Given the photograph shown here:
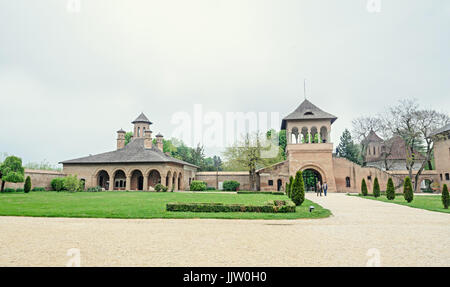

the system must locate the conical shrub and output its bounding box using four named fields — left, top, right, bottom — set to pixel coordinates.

left=361, top=178, right=368, bottom=196
left=291, top=171, right=305, bottom=206
left=403, top=176, right=414, bottom=203
left=373, top=177, right=380, bottom=198
left=386, top=178, right=395, bottom=200
left=442, top=184, right=449, bottom=209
